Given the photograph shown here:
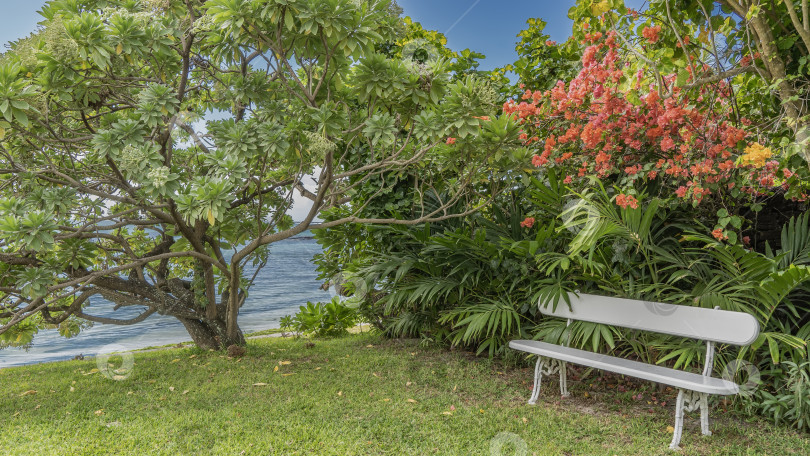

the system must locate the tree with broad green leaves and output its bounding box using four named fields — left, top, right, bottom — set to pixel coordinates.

left=0, top=0, right=524, bottom=350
